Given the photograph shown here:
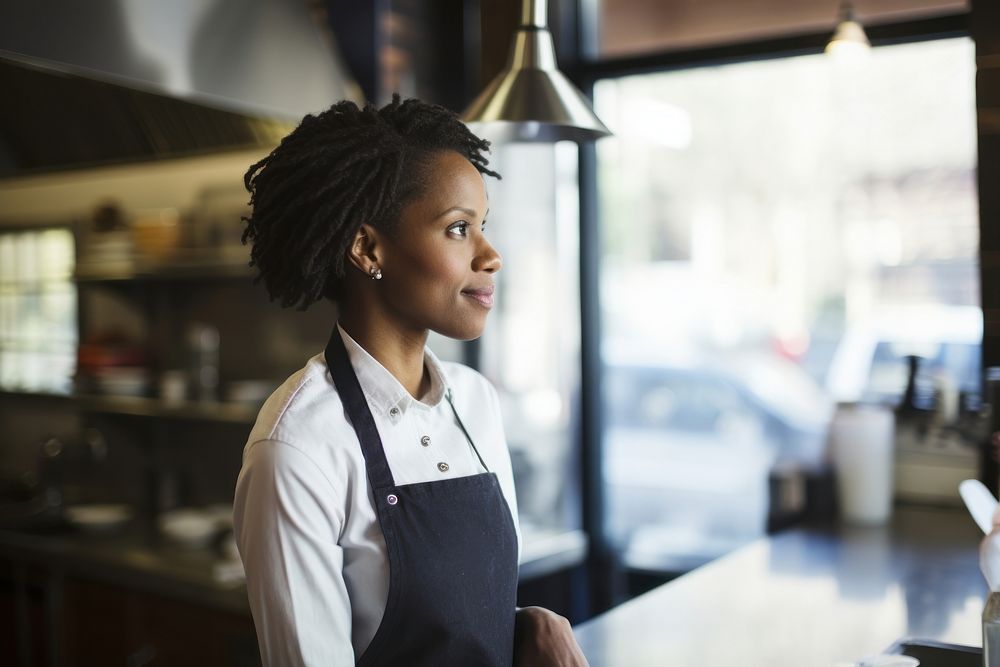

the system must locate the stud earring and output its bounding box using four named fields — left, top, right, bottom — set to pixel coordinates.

left=369, top=266, right=383, bottom=281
